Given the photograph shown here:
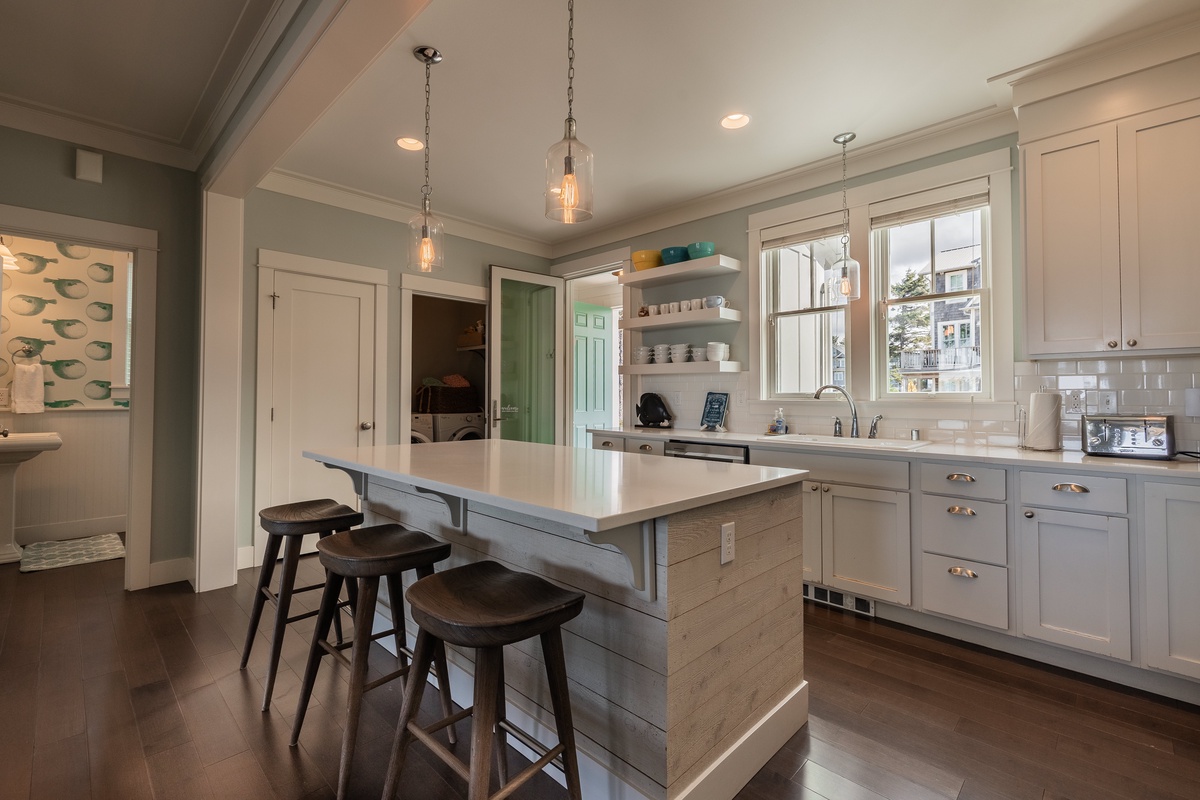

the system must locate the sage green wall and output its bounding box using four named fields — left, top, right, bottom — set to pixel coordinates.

left=0, top=125, right=200, bottom=563
left=239, top=188, right=550, bottom=546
